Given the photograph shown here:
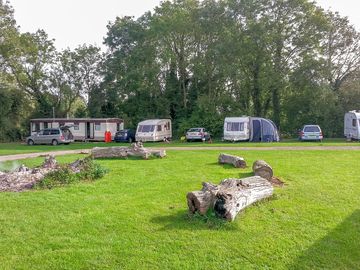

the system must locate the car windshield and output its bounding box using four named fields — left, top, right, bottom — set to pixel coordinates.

left=188, top=128, right=202, bottom=132
left=138, top=125, right=155, bottom=132
left=117, top=131, right=127, bottom=135
left=304, top=126, right=320, bottom=132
